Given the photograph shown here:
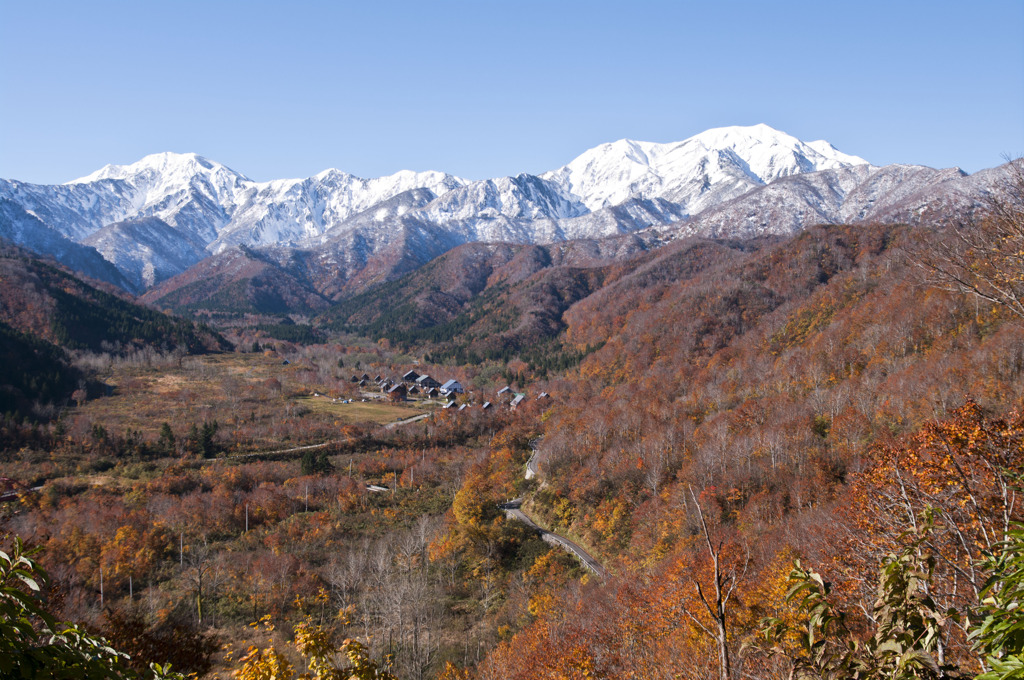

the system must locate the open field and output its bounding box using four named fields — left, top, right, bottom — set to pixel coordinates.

left=294, top=395, right=427, bottom=424
left=63, top=351, right=436, bottom=452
